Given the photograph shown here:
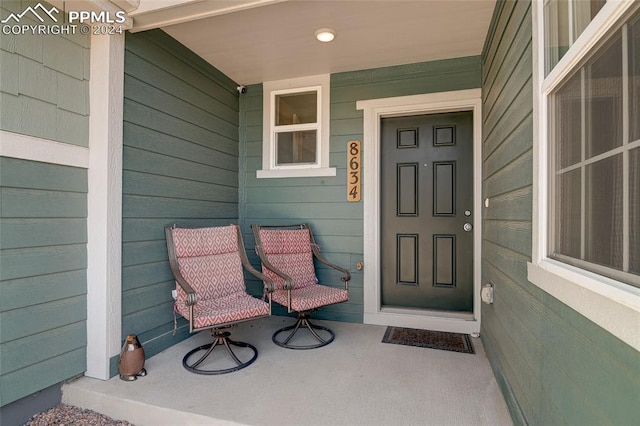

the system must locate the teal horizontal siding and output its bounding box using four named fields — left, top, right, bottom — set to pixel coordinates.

left=0, top=348, right=85, bottom=409
left=0, top=322, right=85, bottom=375
left=1, top=188, right=87, bottom=218
left=121, top=29, right=240, bottom=368
left=0, top=218, right=86, bottom=249
left=0, top=157, right=87, bottom=406
left=0, top=270, right=85, bottom=312
left=0, top=244, right=86, bottom=282
left=240, top=56, right=481, bottom=323
left=480, top=1, right=640, bottom=425
left=123, top=100, right=237, bottom=153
